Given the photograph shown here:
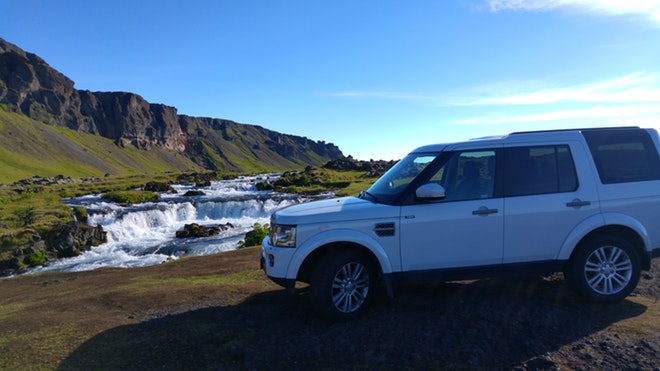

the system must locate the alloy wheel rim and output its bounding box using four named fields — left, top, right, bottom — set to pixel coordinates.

left=331, top=262, right=370, bottom=313
left=584, top=245, right=633, bottom=295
